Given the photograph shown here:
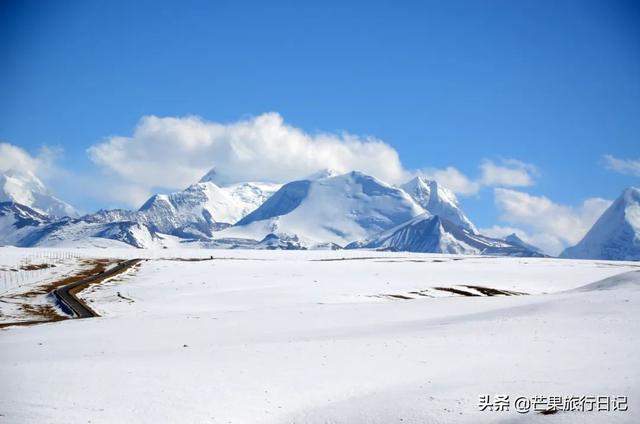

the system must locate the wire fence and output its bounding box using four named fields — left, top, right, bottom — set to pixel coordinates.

left=0, top=250, right=86, bottom=294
